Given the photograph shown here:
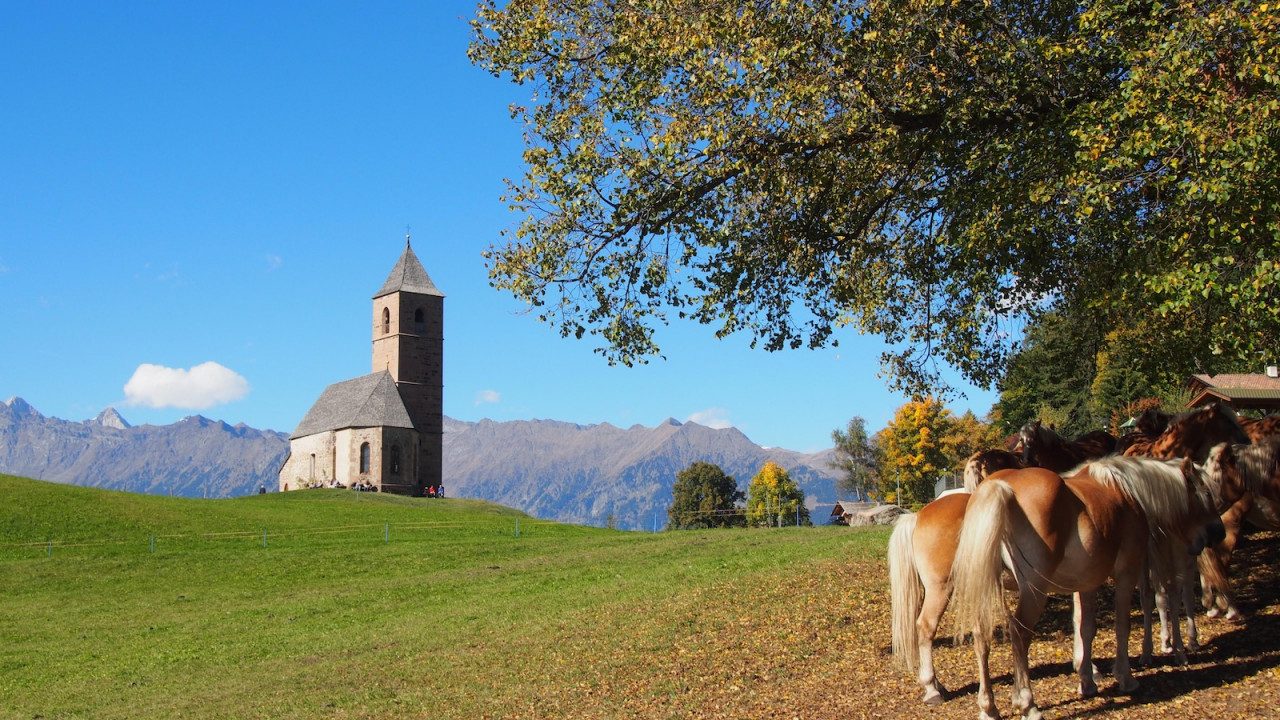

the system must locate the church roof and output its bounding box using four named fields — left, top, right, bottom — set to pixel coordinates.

left=289, top=371, right=416, bottom=439
left=373, top=241, right=444, bottom=299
